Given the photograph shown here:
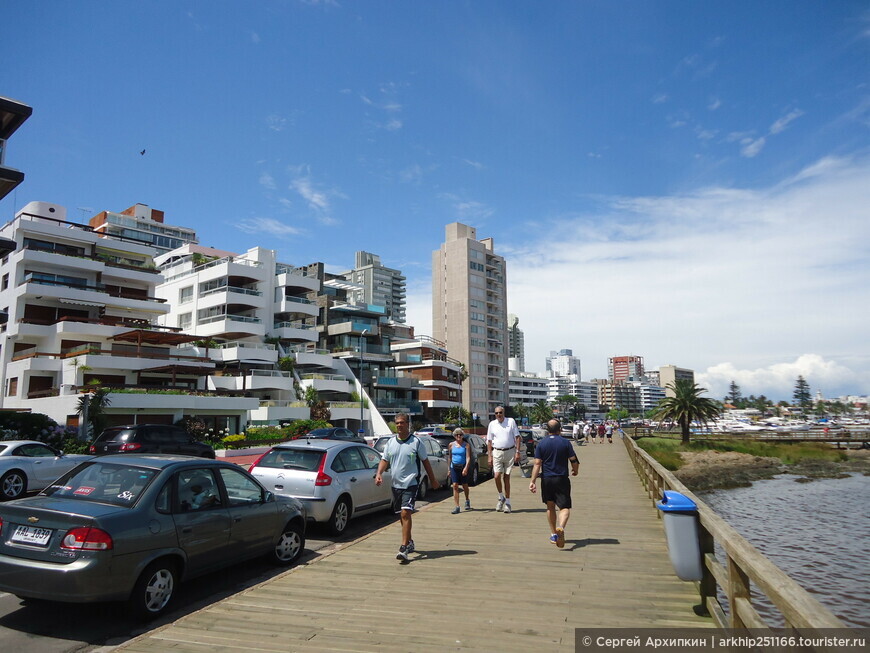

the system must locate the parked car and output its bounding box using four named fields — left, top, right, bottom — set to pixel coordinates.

left=519, top=428, right=540, bottom=458
left=302, top=427, right=366, bottom=444
left=0, top=441, right=93, bottom=501
left=89, top=424, right=215, bottom=458
left=0, top=455, right=305, bottom=619
left=413, top=426, right=451, bottom=438
left=370, top=435, right=449, bottom=498
left=250, top=439, right=391, bottom=536
left=428, top=432, right=491, bottom=486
